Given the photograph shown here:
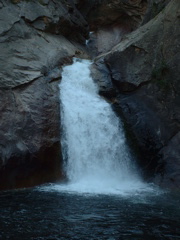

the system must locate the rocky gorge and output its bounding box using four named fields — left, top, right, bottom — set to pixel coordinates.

left=0, top=0, right=179, bottom=190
